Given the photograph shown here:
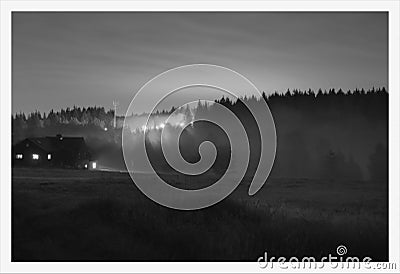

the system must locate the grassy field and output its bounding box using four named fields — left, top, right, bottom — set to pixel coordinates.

left=12, top=168, right=388, bottom=261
